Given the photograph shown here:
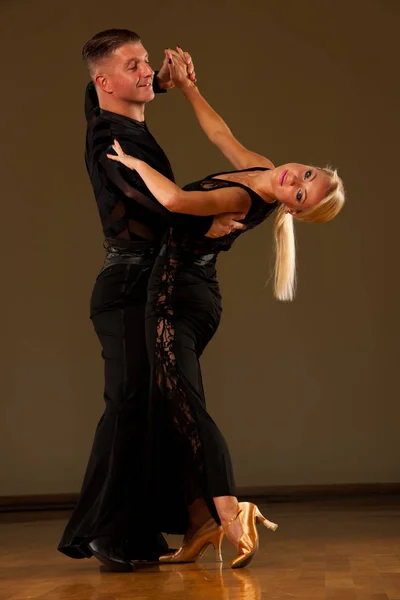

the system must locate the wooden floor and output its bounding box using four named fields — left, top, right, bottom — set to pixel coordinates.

left=1, top=498, right=400, bottom=600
